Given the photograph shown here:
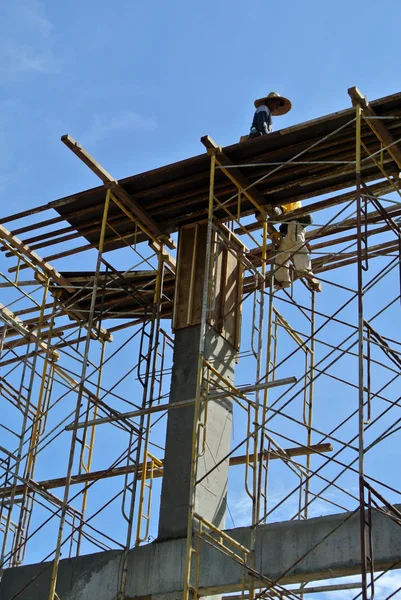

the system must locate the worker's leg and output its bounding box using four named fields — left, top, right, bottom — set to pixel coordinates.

left=273, top=237, right=291, bottom=287
left=293, top=244, right=312, bottom=274
left=274, top=222, right=321, bottom=292
left=290, top=223, right=313, bottom=274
